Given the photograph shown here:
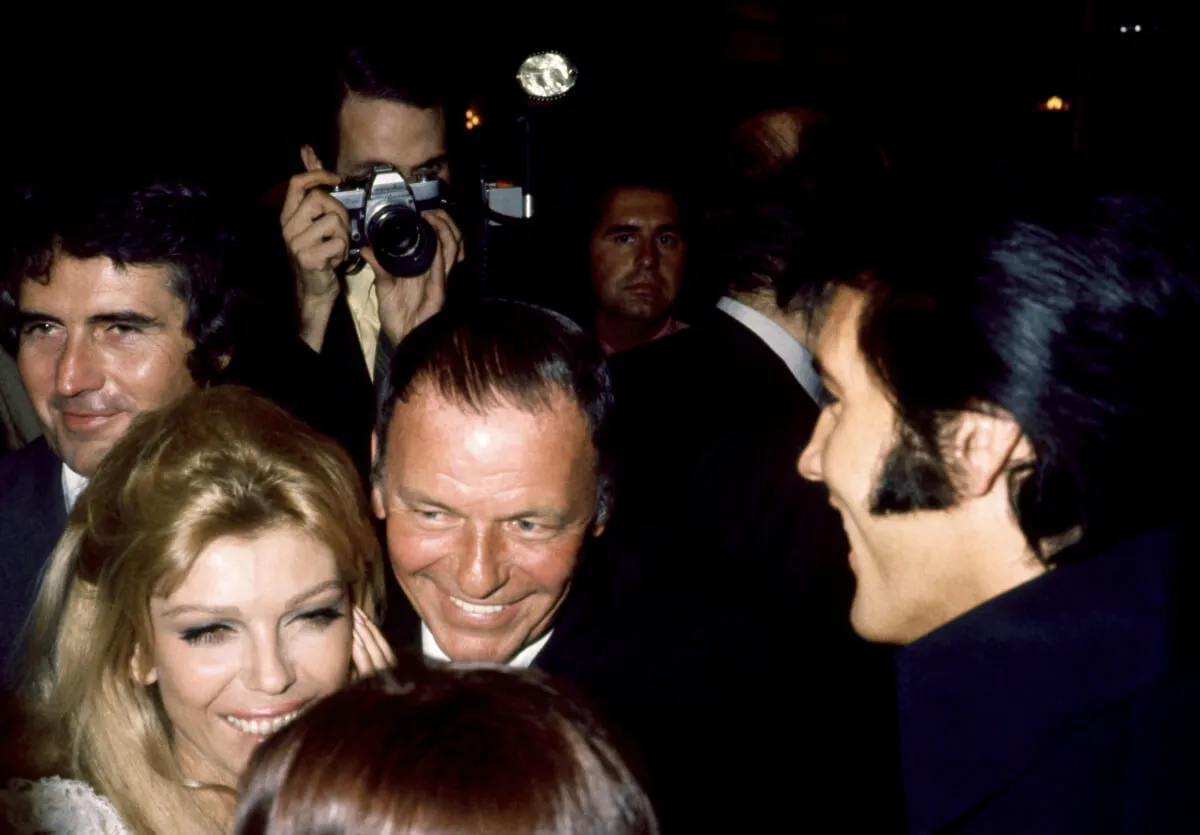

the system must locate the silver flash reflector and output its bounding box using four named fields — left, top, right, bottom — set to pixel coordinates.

left=516, top=51, right=578, bottom=100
